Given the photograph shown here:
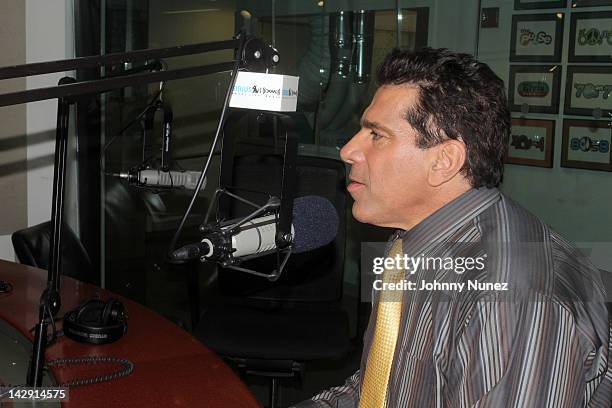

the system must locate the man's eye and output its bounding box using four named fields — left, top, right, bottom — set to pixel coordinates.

left=370, top=131, right=382, bottom=140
